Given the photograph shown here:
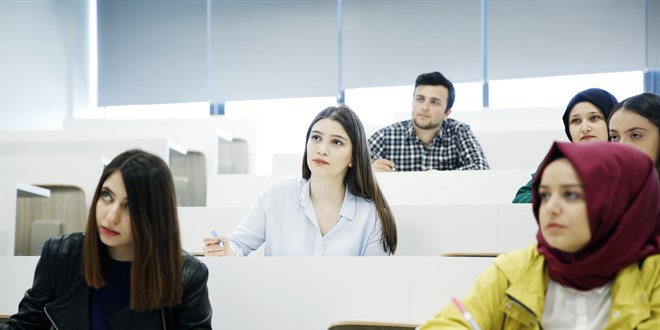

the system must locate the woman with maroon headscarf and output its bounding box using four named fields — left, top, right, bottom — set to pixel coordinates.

left=421, top=141, right=660, bottom=329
